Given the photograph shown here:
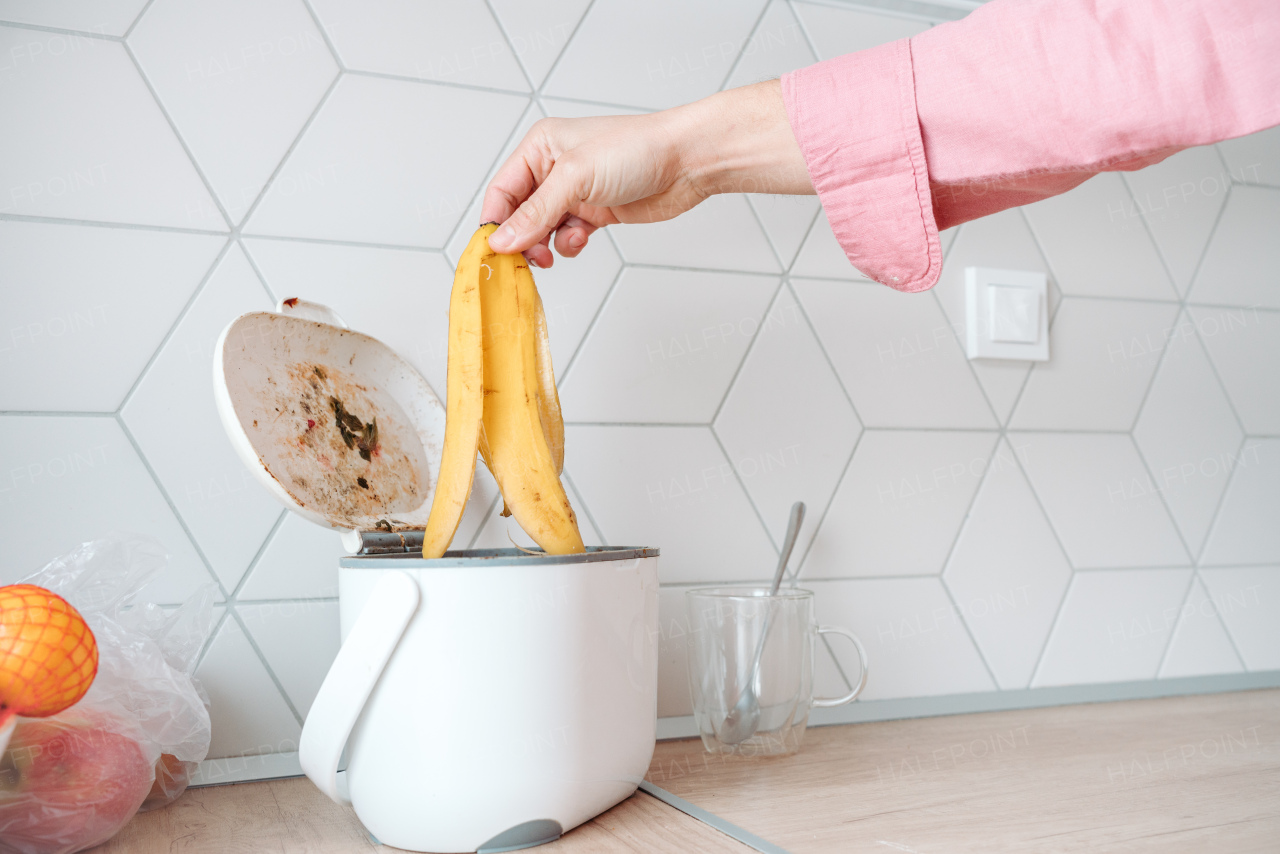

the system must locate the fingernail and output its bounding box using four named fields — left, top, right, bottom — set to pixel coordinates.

left=568, top=233, right=585, bottom=250
left=527, top=256, right=540, bottom=268
left=492, top=224, right=513, bottom=248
